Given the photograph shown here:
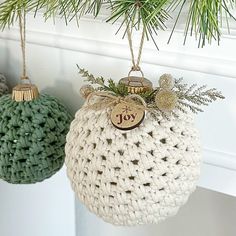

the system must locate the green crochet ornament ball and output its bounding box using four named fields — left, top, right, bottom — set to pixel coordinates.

left=0, top=93, right=72, bottom=184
